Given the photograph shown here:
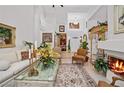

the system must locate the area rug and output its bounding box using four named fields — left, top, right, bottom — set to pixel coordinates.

left=55, top=64, right=97, bottom=87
